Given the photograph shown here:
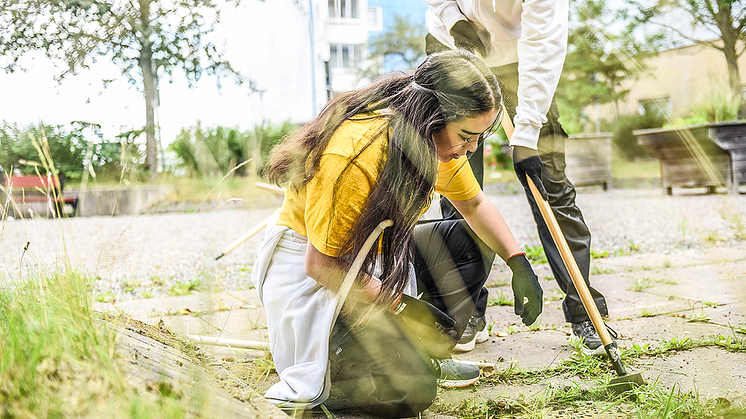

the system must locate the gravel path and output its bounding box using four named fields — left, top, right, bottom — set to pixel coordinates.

left=1, top=186, right=744, bottom=301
